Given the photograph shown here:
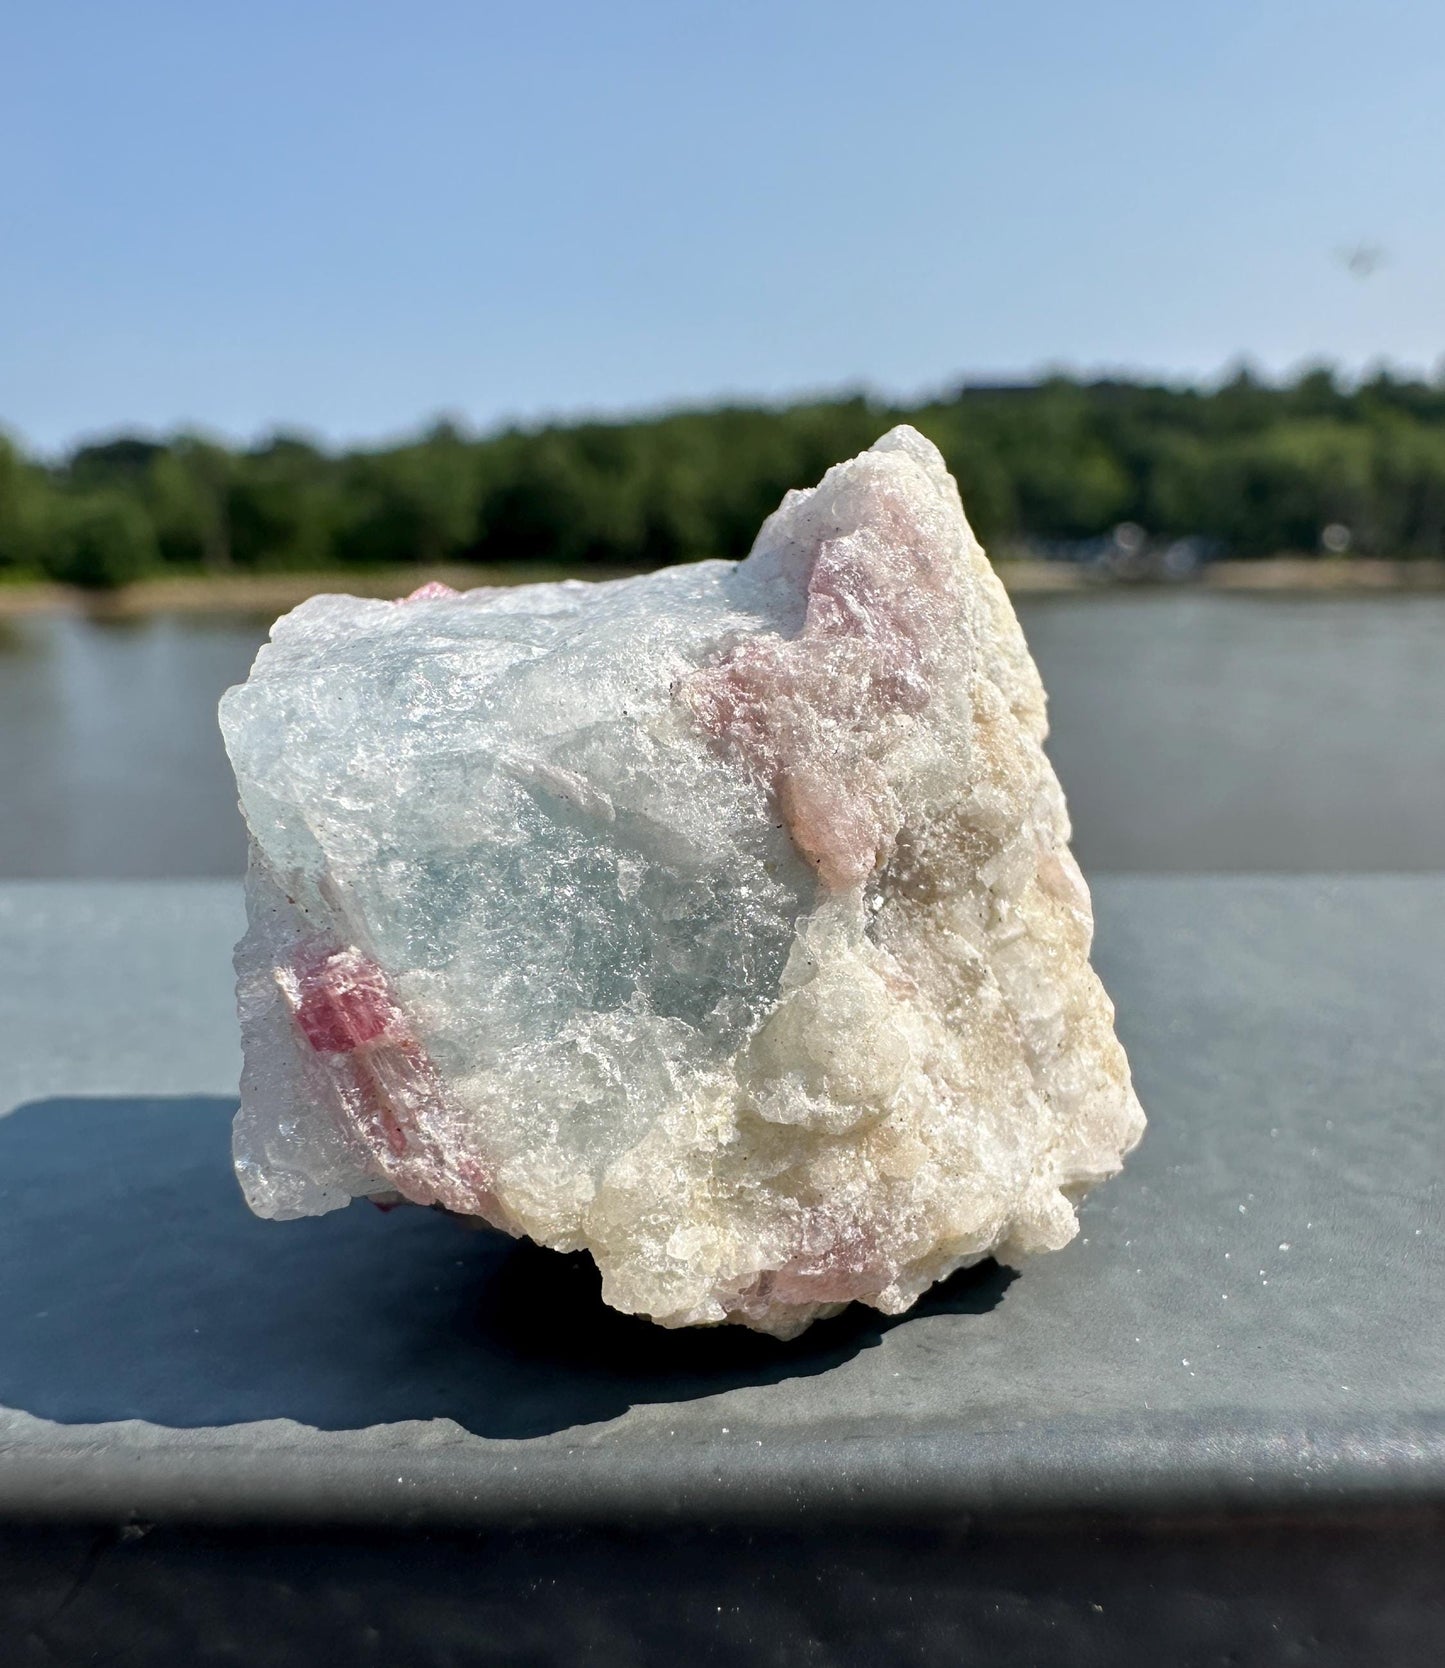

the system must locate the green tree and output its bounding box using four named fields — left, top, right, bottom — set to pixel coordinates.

left=228, top=435, right=344, bottom=569
left=149, top=436, right=236, bottom=571
left=337, top=422, right=483, bottom=567
left=41, top=494, right=159, bottom=589
left=8, top=363, right=1445, bottom=582
left=0, top=435, right=52, bottom=576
